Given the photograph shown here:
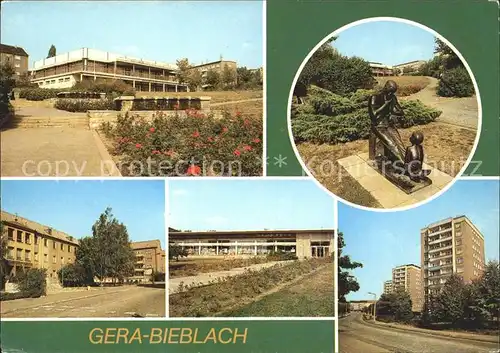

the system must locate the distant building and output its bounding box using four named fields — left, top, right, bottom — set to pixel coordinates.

left=391, top=264, right=423, bottom=312
left=130, top=240, right=166, bottom=283
left=421, top=216, right=485, bottom=304
left=191, top=59, right=237, bottom=88
left=349, top=300, right=372, bottom=311
left=0, top=43, right=29, bottom=78
left=393, top=60, right=426, bottom=75
left=383, top=280, right=393, bottom=295
left=169, top=229, right=334, bottom=259
left=369, top=62, right=393, bottom=77
left=1, top=210, right=79, bottom=283
left=30, top=48, right=188, bottom=92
